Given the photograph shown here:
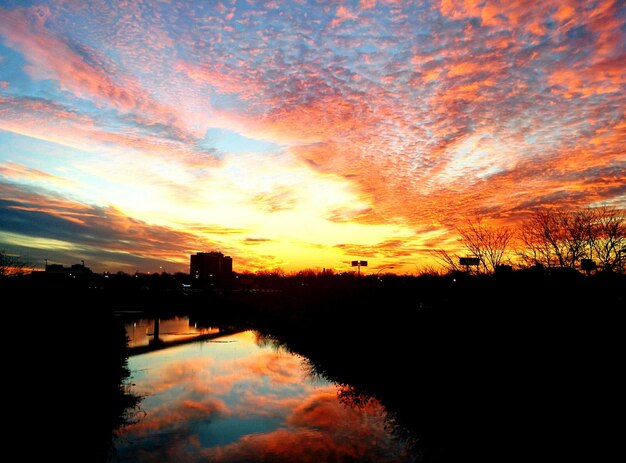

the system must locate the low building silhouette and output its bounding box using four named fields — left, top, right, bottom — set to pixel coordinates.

left=45, top=261, right=92, bottom=277
left=190, top=252, right=232, bottom=280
